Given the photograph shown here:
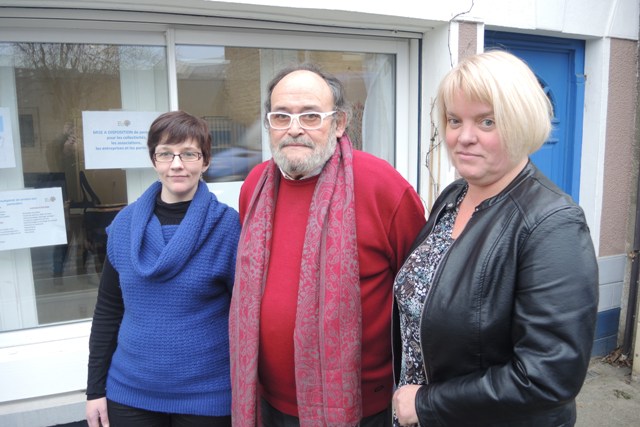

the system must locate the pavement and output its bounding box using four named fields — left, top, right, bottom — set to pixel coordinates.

left=575, top=351, right=640, bottom=426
